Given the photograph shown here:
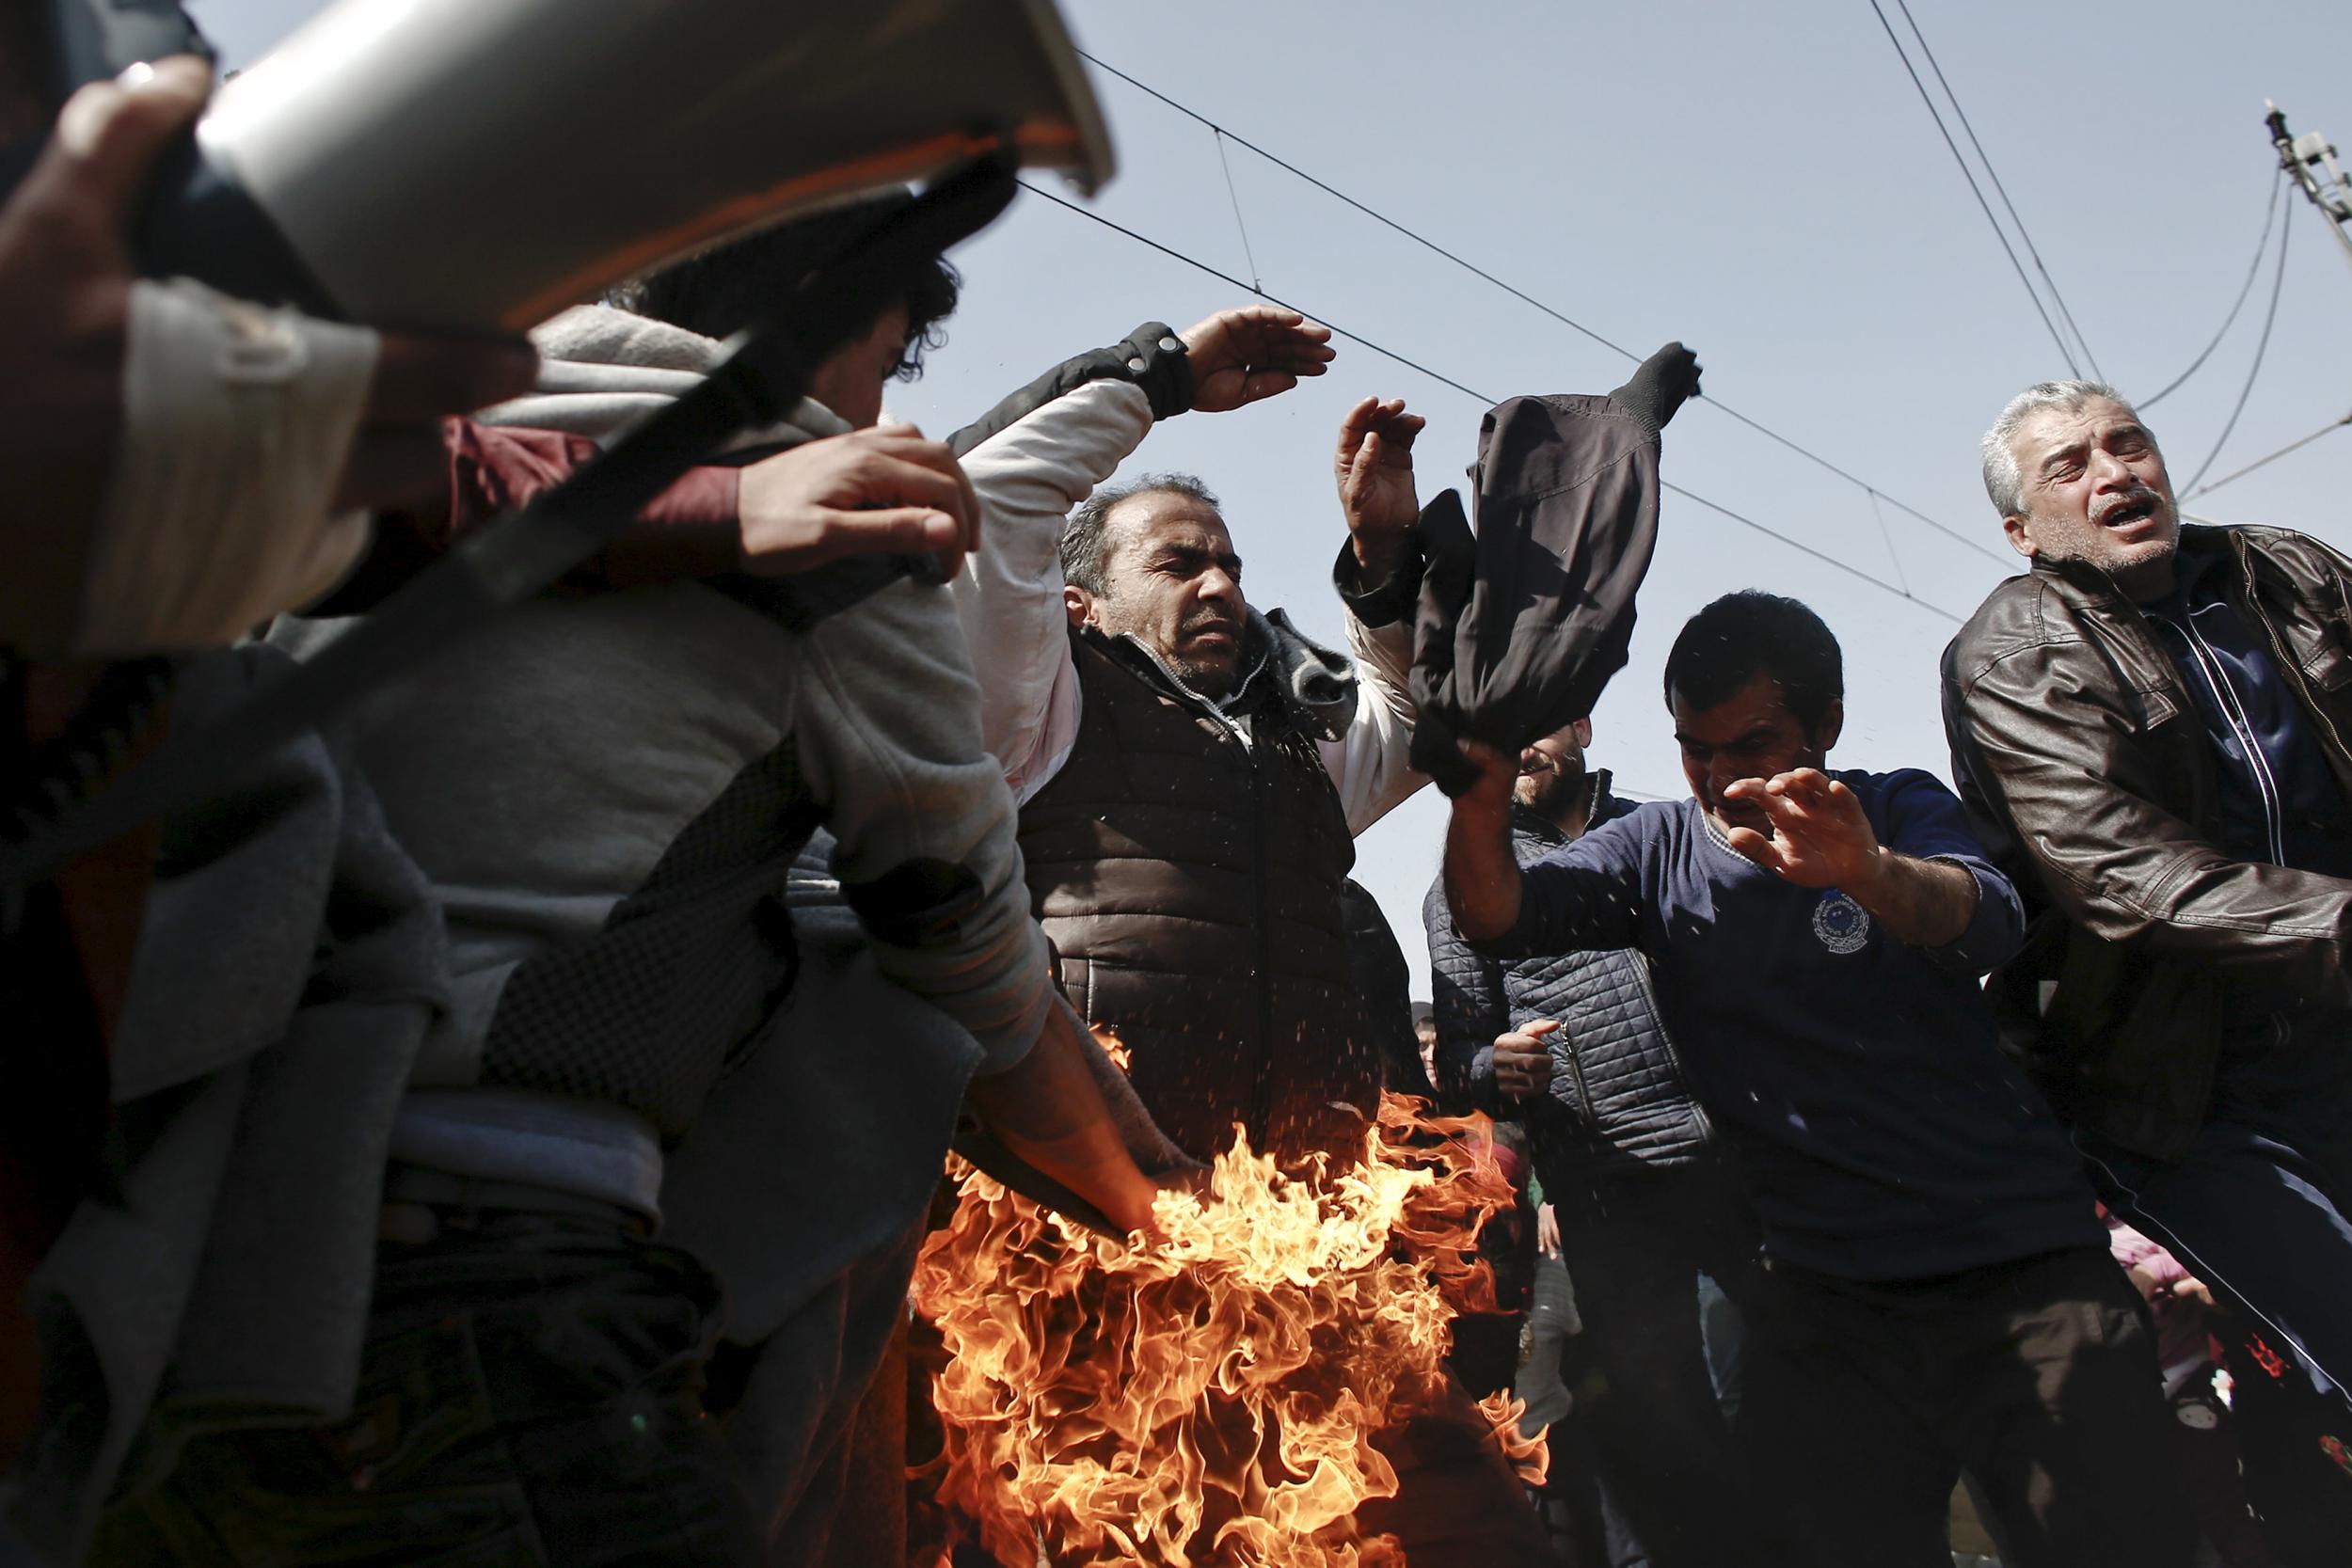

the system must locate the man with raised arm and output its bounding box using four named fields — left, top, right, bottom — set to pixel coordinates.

left=946, top=309, right=1581, bottom=1564
left=1444, top=590, right=2189, bottom=1568
left=946, top=306, right=1431, bottom=1161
